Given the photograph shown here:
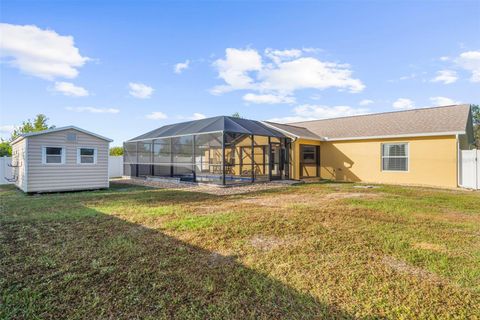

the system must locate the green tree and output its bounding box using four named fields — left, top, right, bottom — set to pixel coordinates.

left=231, top=112, right=241, bottom=118
left=10, top=114, right=55, bottom=142
left=472, top=104, right=479, bottom=148
left=1, top=114, right=55, bottom=156
left=109, top=146, right=124, bottom=156
left=0, top=139, right=11, bottom=157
